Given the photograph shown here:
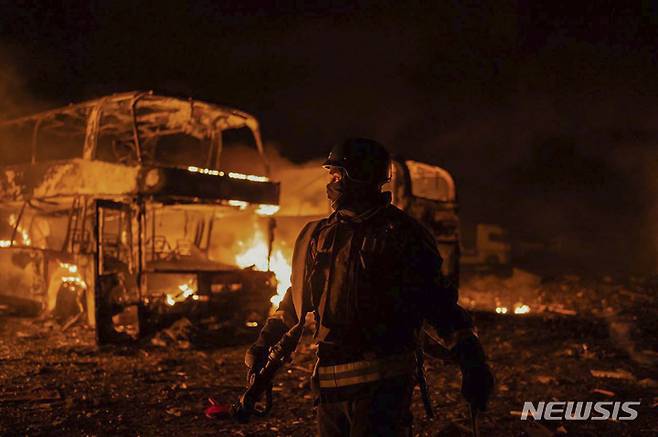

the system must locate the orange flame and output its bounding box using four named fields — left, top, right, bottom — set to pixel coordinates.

left=165, top=280, right=198, bottom=306
left=1, top=214, right=31, bottom=247
left=234, top=228, right=291, bottom=308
